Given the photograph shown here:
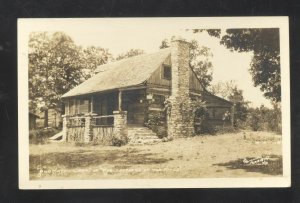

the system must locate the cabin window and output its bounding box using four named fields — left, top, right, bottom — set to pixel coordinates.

left=163, top=65, right=171, bottom=80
